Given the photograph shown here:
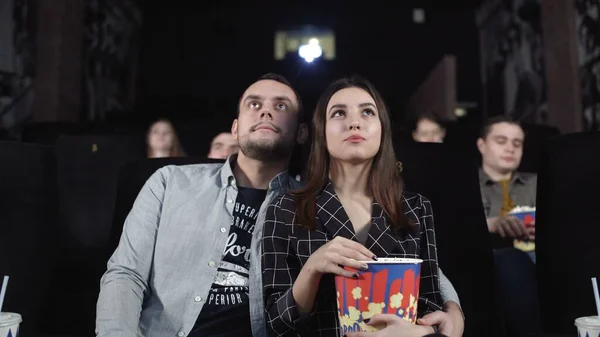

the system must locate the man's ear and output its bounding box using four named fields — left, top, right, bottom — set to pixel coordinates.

left=296, top=123, right=309, bottom=144
left=231, top=119, right=239, bottom=140
left=476, top=137, right=485, bottom=155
